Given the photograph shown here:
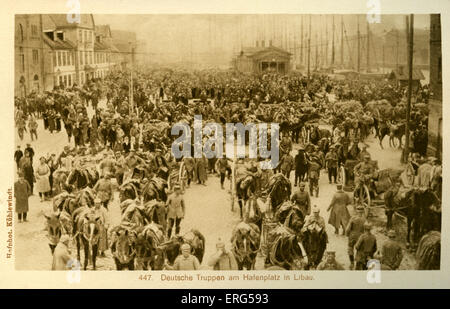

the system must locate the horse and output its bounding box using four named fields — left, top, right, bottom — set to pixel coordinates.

left=120, top=199, right=147, bottom=228
left=45, top=213, right=63, bottom=254
left=158, top=229, right=206, bottom=266
left=264, top=173, right=292, bottom=214
left=415, top=231, right=441, bottom=270
left=385, top=187, right=440, bottom=249
left=141, top=177, right=168, bottom=203
left=236, top=175, right=257, bottom=220
left=274, top=202, right=304, bottom=235
left=386, top=122, right=406, bottom=148
left=134, top=223, right=166, bottom=270
left=67, top=167, right=99, bottom=191
left=301, top=223, right=327, bottom=270
left=110, top=226, right=136, bottom=270
left=119, top=179, right=141, bottom=203
left=231, top=222, right=261, bottom=270
left=317, top=137, right=331, bottom=157
left=377, top=120, right=391, bottom=149
left=73, top=208, right=104, bottom=270
left=266, top=225, right=304, bottom=270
